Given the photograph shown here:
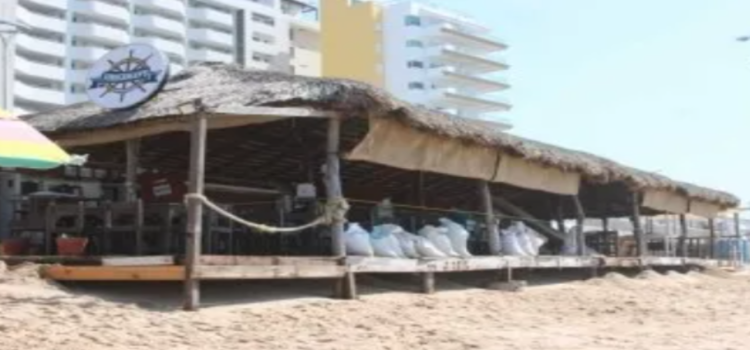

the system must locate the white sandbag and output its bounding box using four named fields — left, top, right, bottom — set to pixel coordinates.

left=526, top=228, right=548, bottom=256
left=501, top=226, right=528, bottom=256
left=393, top=230, right=421, bottom=259
left=371, top=225, right=404, bottom=258
left=513, top=222, right=537, bottom=257
left=438, top=218, right=472, bottom=258
left=379, top=224, right=420, bottom=259
left=419, top=225, right=459, bottom=257
left=414, top=236, right=448, bottom=258
left=345, top=223, right=374, bottom=257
